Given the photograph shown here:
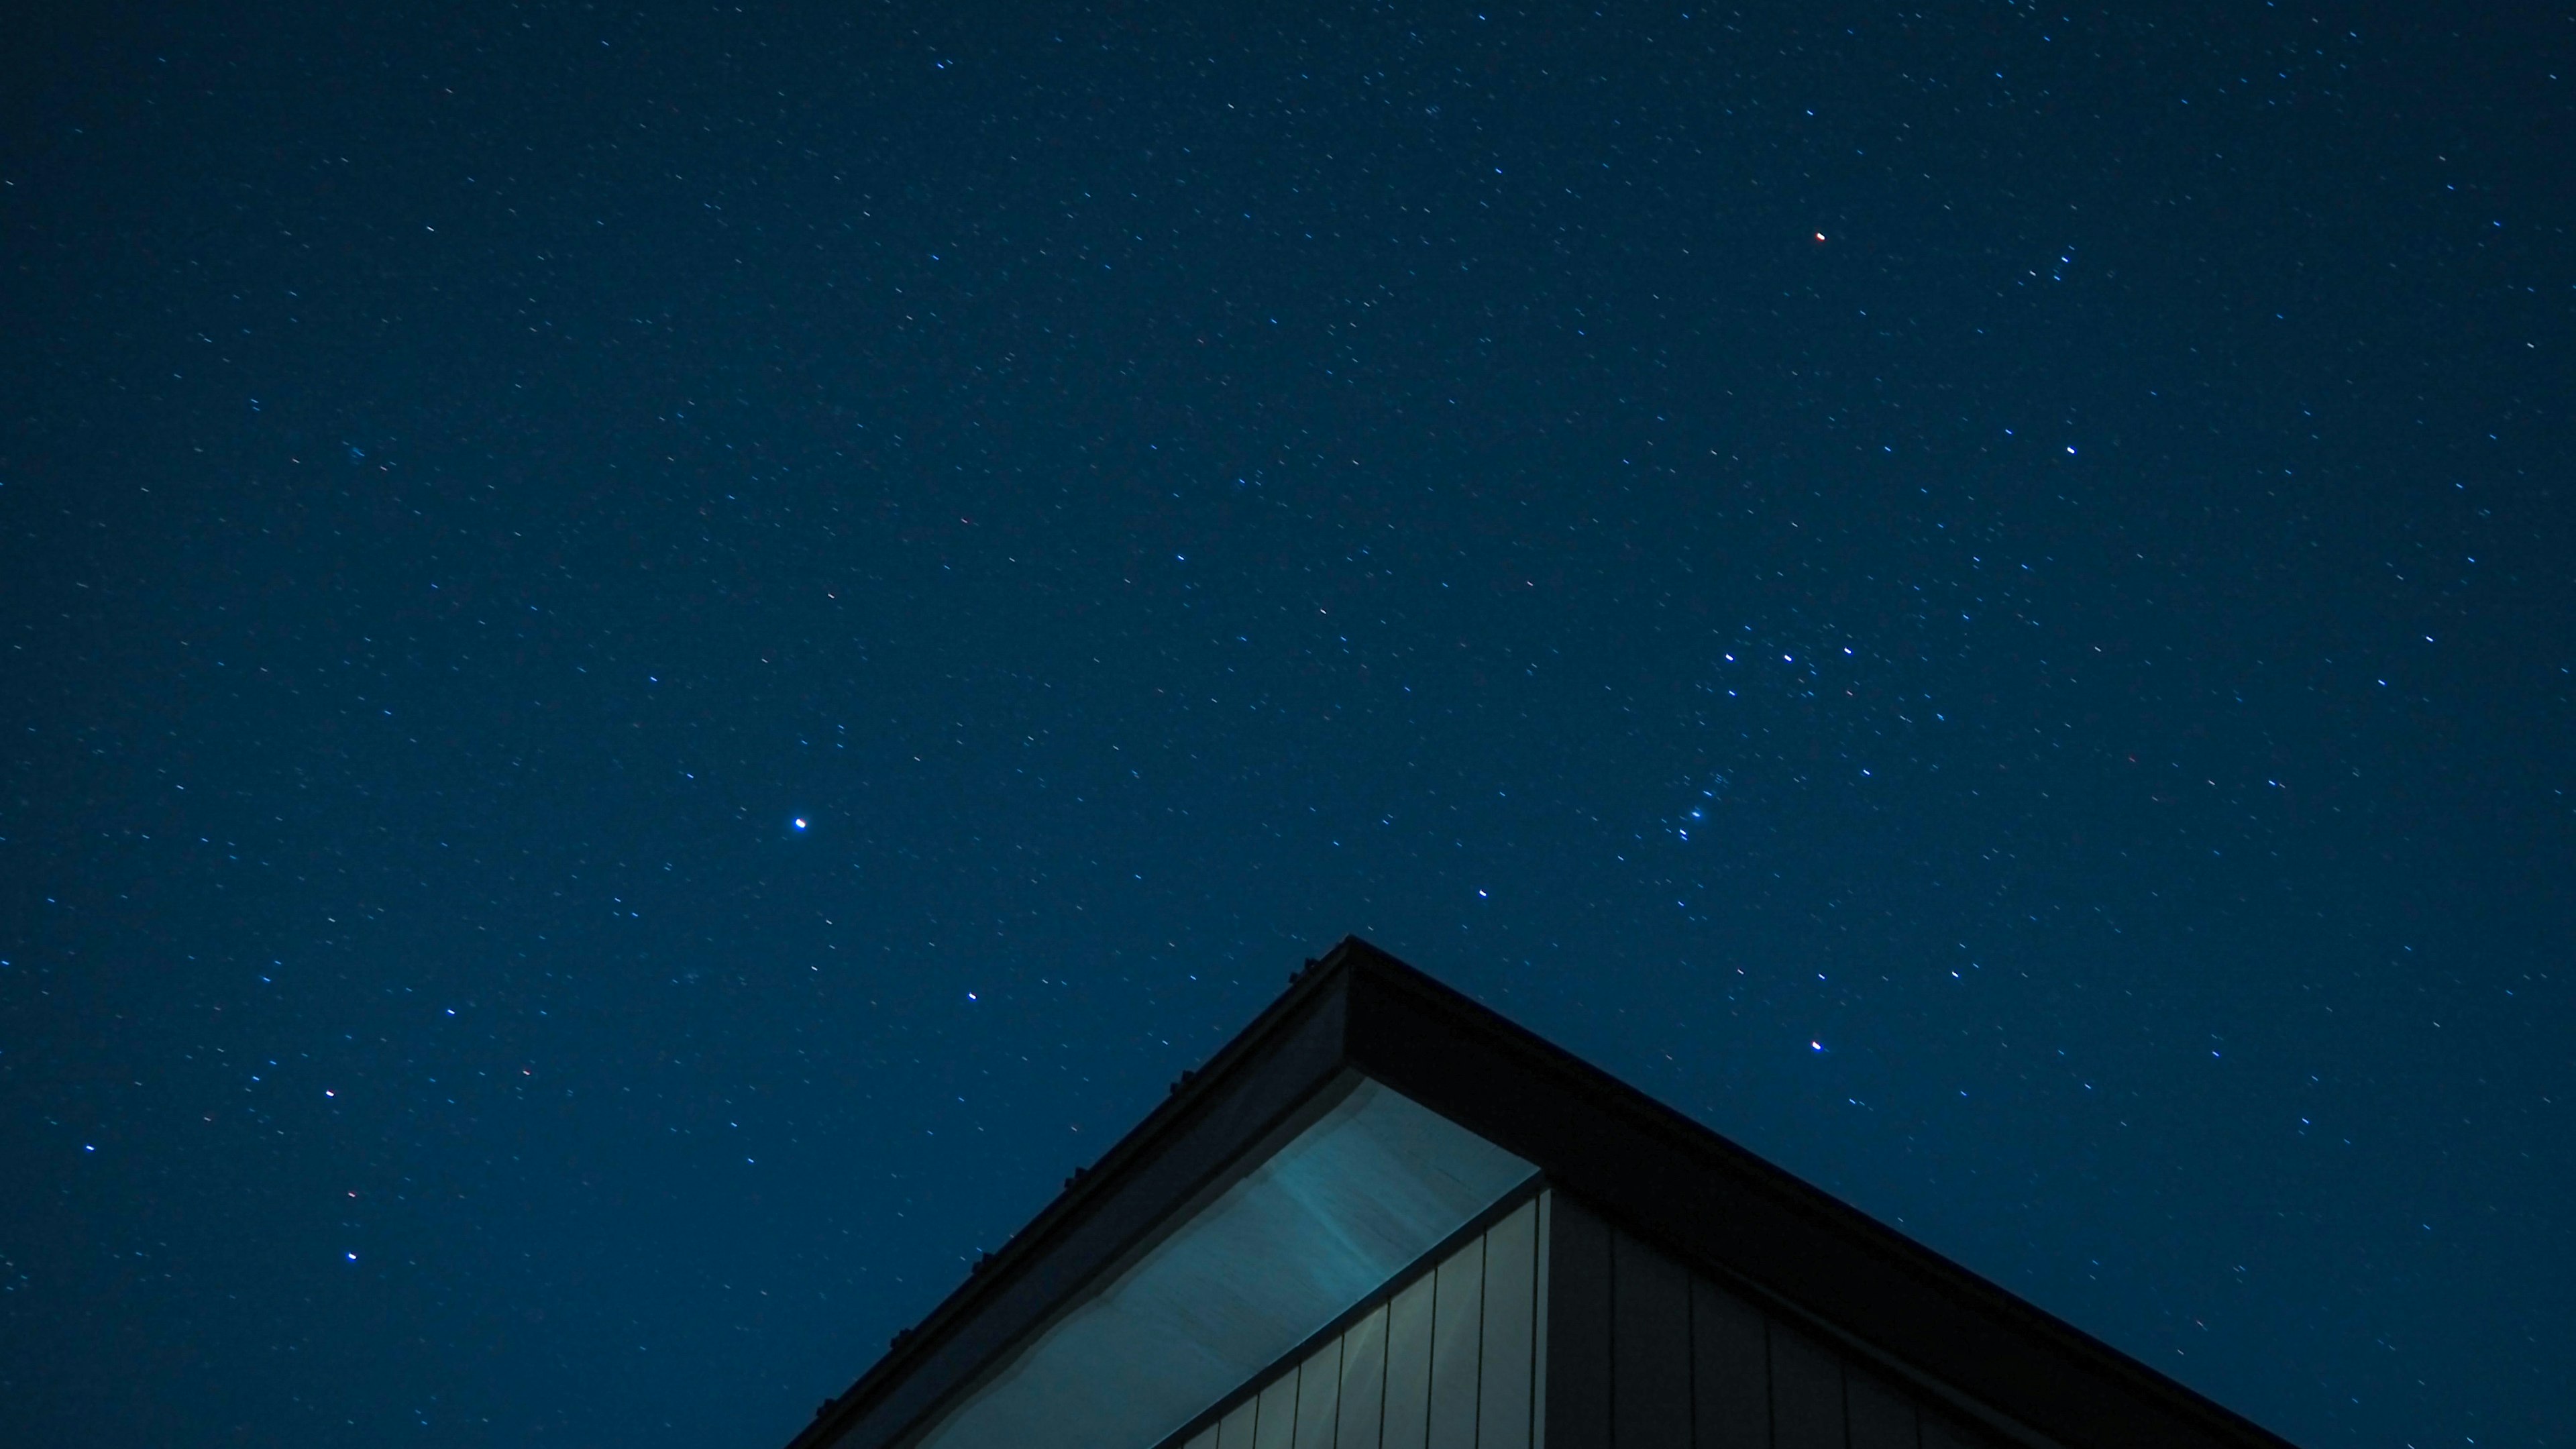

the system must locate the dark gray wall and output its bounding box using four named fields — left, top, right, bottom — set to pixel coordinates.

left=1541, top=1194, right=2015, bottom=1449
